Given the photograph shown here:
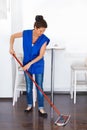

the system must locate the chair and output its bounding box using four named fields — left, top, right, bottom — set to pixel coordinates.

left=13, top=53, right=37, bottom=107
left=70, top=62, right=87, bottom=104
